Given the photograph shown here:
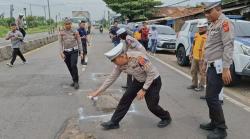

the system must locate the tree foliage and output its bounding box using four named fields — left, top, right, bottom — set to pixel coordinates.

left=103, top=0, right=162, bottom=21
